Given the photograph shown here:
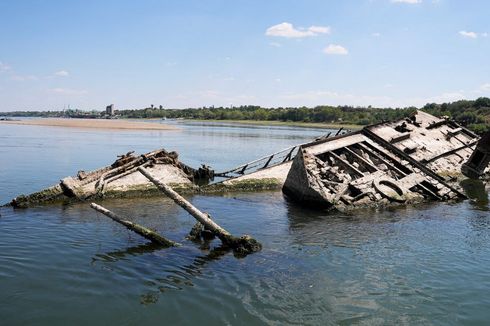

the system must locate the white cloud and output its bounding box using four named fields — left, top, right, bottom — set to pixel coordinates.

left=11, top=75, right=38, bottom=81
left=169, top=90, right=257, bottom=108
left=424, top=83, right=490, bottom=102
left=480, top=83, right=490, bottom=91
left=54, top=70, right=69, bottom=77
left=277, top=87, right=485, bottom=108
left=282, top=90, right=339, bottom=101
left=372, top=32, right=381, bottom=37
left=475, top=83, right=490, bottom=93
left=323, top=44, right=349, bottom=55
left=49, top=88, right=87, bottom=95
left=280, top=90, right=393, bottom=107
left=482, top=32, right=488, bottom=37
left=0, top=61, right=11, bottom=71
left=459, top=30, right=478, bottom=39
left=265, top=22, right=330, bottom=38
left=308, top=26, right=331, bottom=34
left=269, top=42, right=282, bottom=47
left=391, top=0, right=422, bottom=3
left=197, top=90, right=221, bottom=99
left=426, top=92, right=465, bottom=103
